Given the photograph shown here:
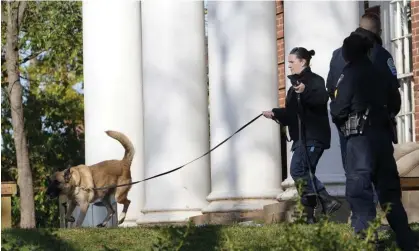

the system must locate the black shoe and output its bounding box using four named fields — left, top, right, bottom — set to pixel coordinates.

left=318, top=189, right=342, bottom=215
left=303, top=206, right=316, bottom=224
